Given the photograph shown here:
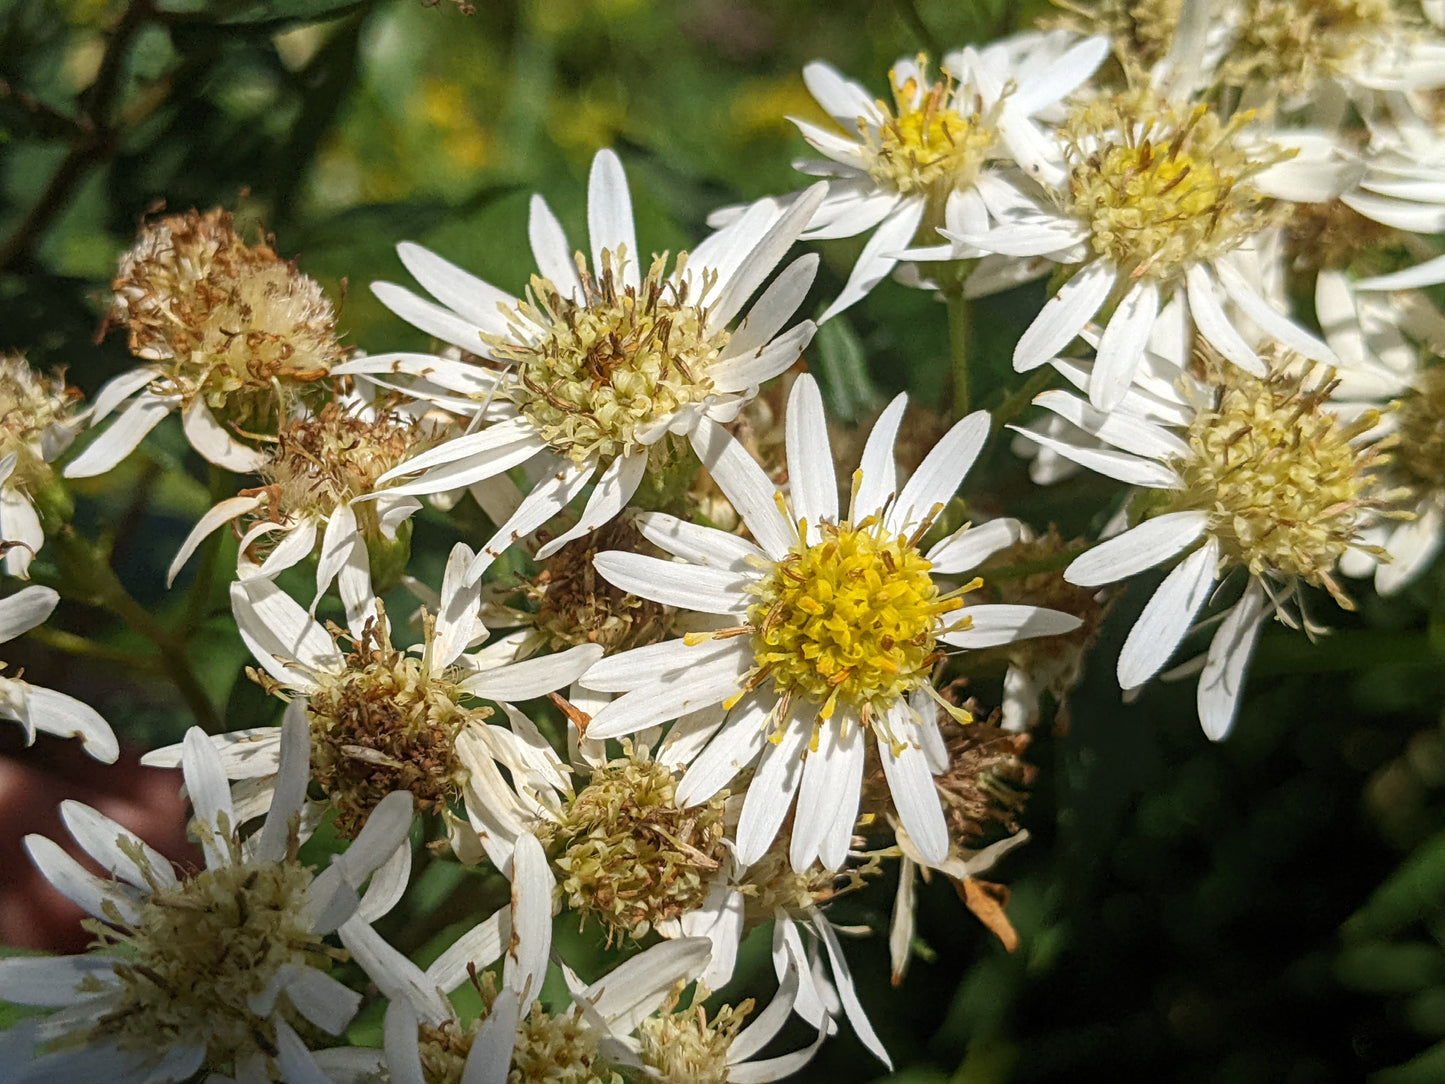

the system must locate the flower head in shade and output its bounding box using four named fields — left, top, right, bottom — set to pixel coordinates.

left=576, top=374, right=1080, bottom=871
left=715, top=34, right=1108, bottom=322
left=935, top=79, right=1351, bottom=410
left=1014, top=346, right=1402, bottom=738
left=0, top=355, right=80, bottom=577
left=329, top=832, right=807, bottom=1084
left=166, top=390, right=433, bottom=633
left=0, top=585, right=116, bottom=762
left=0, top=711, right=412, bottom=1083
left=66, top=209, right=343, bottom=479
left=144, top=549, right=600, bottom=842
left=339, top=149, right=824, bottom=583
